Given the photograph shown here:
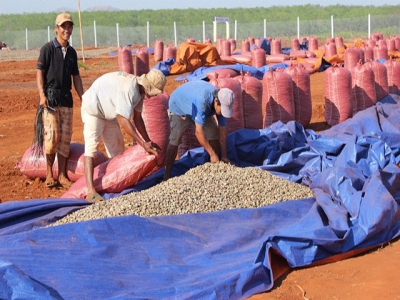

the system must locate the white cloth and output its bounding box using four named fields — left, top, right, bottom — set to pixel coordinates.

left=82, top=71, right=144, bottom=120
